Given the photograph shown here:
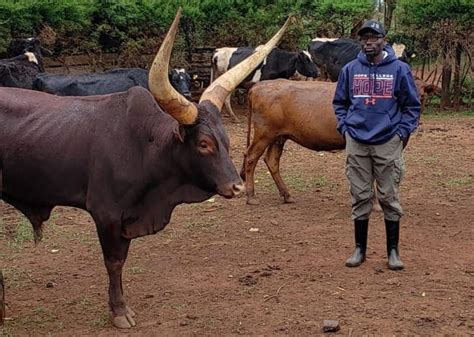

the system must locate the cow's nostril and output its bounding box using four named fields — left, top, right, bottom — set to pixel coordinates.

left=232, top=183, right=245, bottom=196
